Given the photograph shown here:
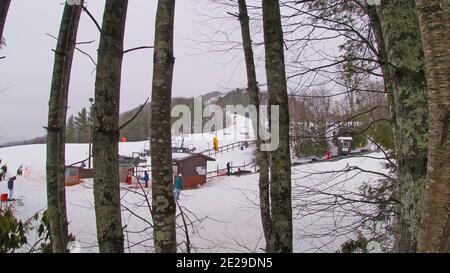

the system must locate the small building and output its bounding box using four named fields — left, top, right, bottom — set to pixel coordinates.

left=337, top=136, right=353, bottom=156
left=172, top=153, right=215, bottom=189
left=64, top=166, right=94, bottom=187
